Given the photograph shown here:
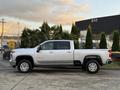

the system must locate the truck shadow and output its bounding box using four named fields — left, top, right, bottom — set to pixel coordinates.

left=29, top=68, right=114, bottom=77
left=12, top=68, right=113, bottom=77
left=30, top=66, right=86, bottom=74
left=12, top=66, right=110, bottom=76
